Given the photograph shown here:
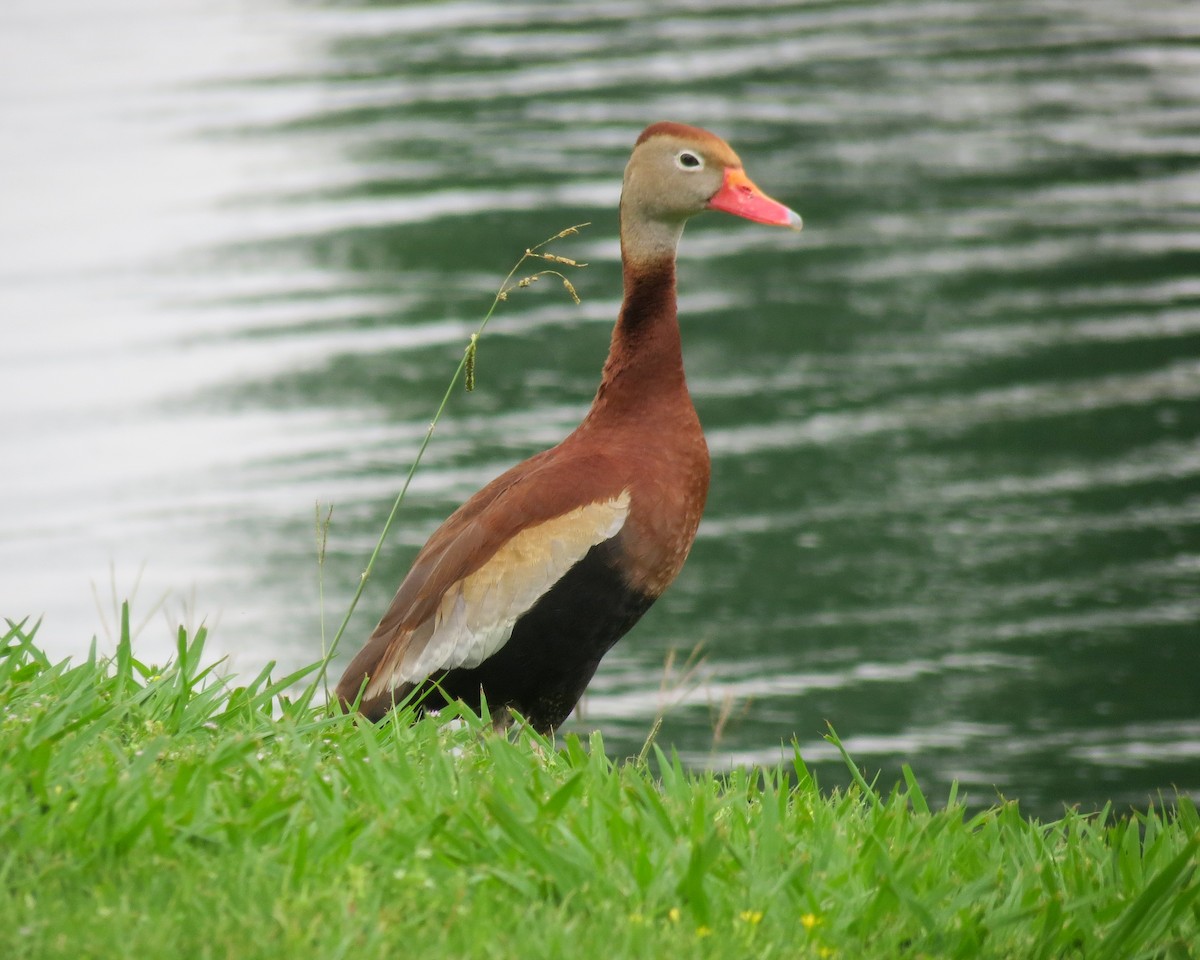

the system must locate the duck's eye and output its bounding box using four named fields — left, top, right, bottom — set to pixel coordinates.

left=675, top=151, right=703, bottom=171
